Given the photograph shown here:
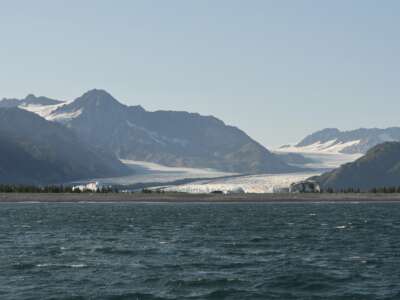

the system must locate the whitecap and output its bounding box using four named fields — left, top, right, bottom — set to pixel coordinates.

left=349, top=256, right=361, bottom=260
left=69, top=264, right=87, bottom=268
left=36, top=263, right=52, bottom=267
left=36, top=263, right=87, bottom=268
